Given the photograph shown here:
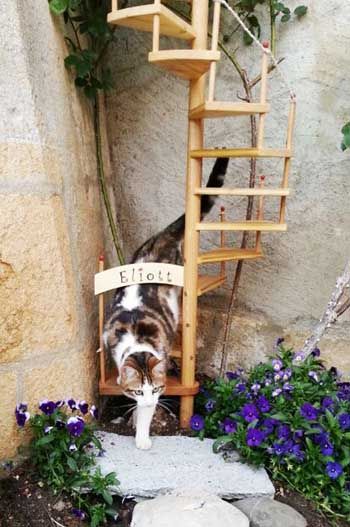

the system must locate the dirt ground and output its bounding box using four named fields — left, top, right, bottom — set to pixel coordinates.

left=0, top=397, right=348, bottom=527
